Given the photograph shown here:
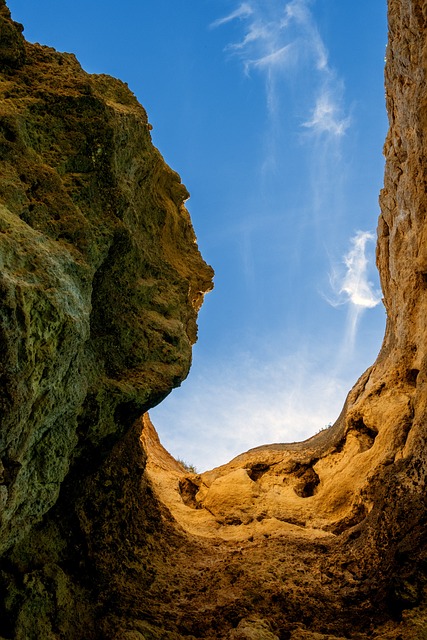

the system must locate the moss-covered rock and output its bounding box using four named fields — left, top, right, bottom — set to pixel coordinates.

left=0, top=4, right=213, bottom=559
left=0, top=1, right=25, bottom=71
